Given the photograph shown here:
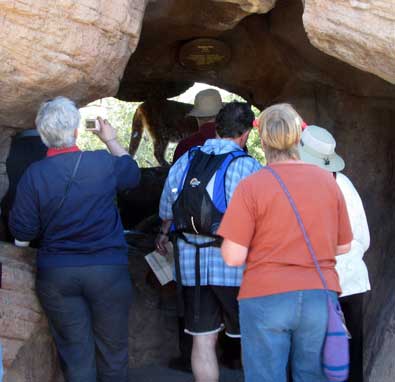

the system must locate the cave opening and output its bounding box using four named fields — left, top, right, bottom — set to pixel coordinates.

left=112, top=2, right=395, bottom=376
left=0, top=0, right=395, bottom=381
